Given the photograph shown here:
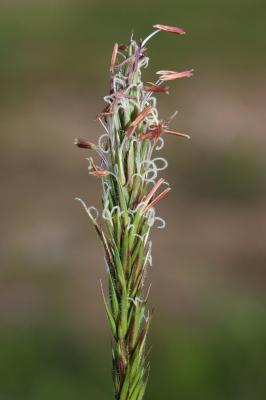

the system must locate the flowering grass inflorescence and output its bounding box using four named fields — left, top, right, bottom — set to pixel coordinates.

left=75, top=24, right=192, bottom=400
